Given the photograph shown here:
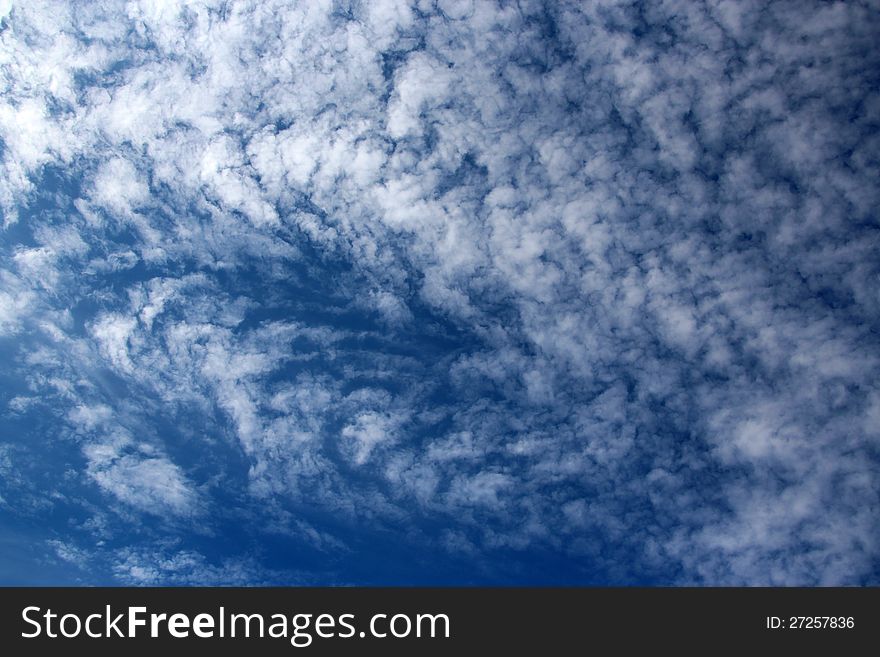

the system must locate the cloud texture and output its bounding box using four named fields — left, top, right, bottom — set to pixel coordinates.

left=0, top=0, right=878, bottom=584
